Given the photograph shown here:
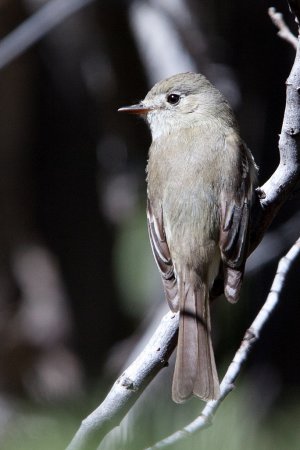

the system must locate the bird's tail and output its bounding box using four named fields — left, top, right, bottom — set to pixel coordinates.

left=172, top=282, right=220, bottom=403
